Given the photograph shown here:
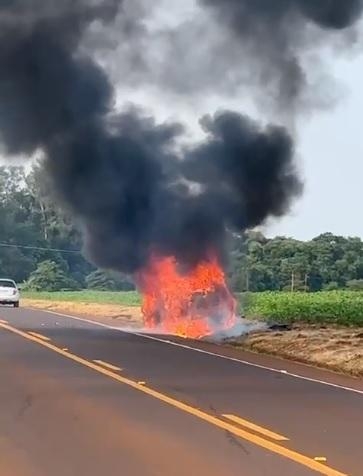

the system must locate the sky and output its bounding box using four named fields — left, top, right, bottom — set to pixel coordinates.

left=266, top=55, right=363, bottom=239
